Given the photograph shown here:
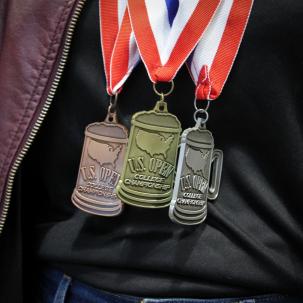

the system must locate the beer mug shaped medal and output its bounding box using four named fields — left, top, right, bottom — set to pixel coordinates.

left=117, top=94, right=181, bottom=208
left=72, top=104, right=128, bottom=216
left=169, top=113, right=223, bottom=225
